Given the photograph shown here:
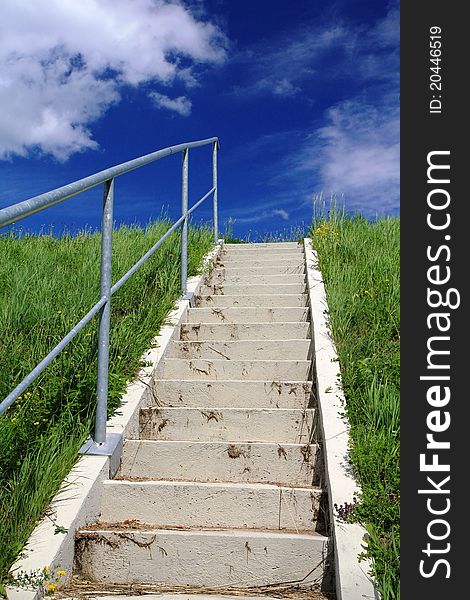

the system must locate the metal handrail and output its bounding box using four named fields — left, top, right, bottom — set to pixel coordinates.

left=0, top=137, right=219, bottom=452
